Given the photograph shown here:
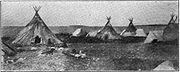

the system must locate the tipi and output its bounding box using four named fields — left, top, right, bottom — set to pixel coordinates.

left=144, top=14, right=178, bottom=43
left=153, top=61, right=175, bottom=70
left=72, top=28, right=87, bottom=37
left=86, top=30, right=99, bottom=37
left=135, top=29, right=147, bottom=37
left=163, top=14, right=178, bottom=41
left=120, top=18, right=146, bottom=37
left=144, top=31, right=164, bottom=43
left=120, top=18, right=137, bottom=36
left=12, top=6, right=63, bottom=46
left=96, top=16, right=120, bottom=40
